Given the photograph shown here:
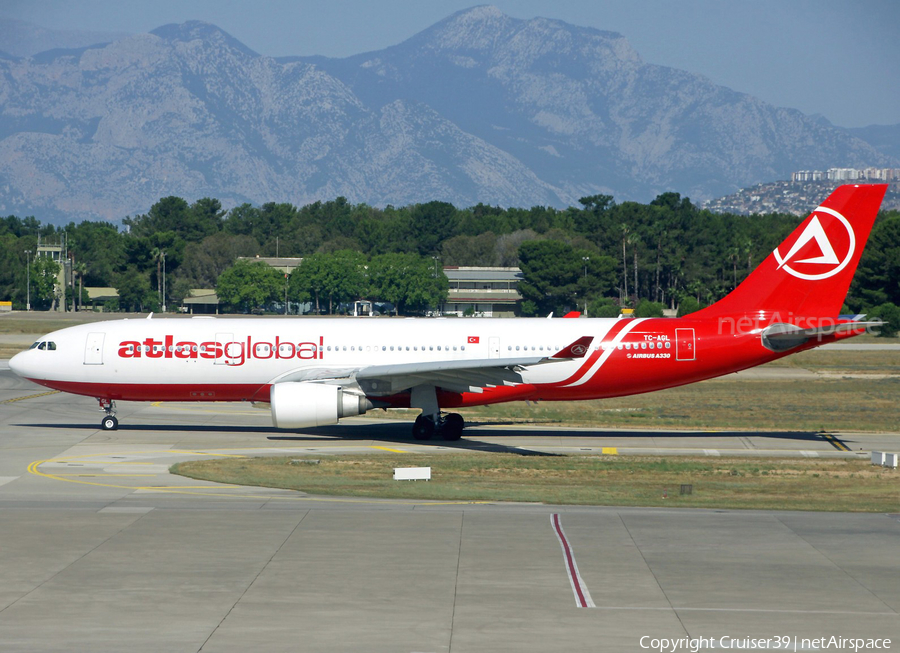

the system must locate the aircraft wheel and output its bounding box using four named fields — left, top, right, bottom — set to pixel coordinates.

left=441, top=413, right=464, bottom=441
left=101, top=415, right=118, bottom=431
left=412, top=415, right=435, bottom=440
